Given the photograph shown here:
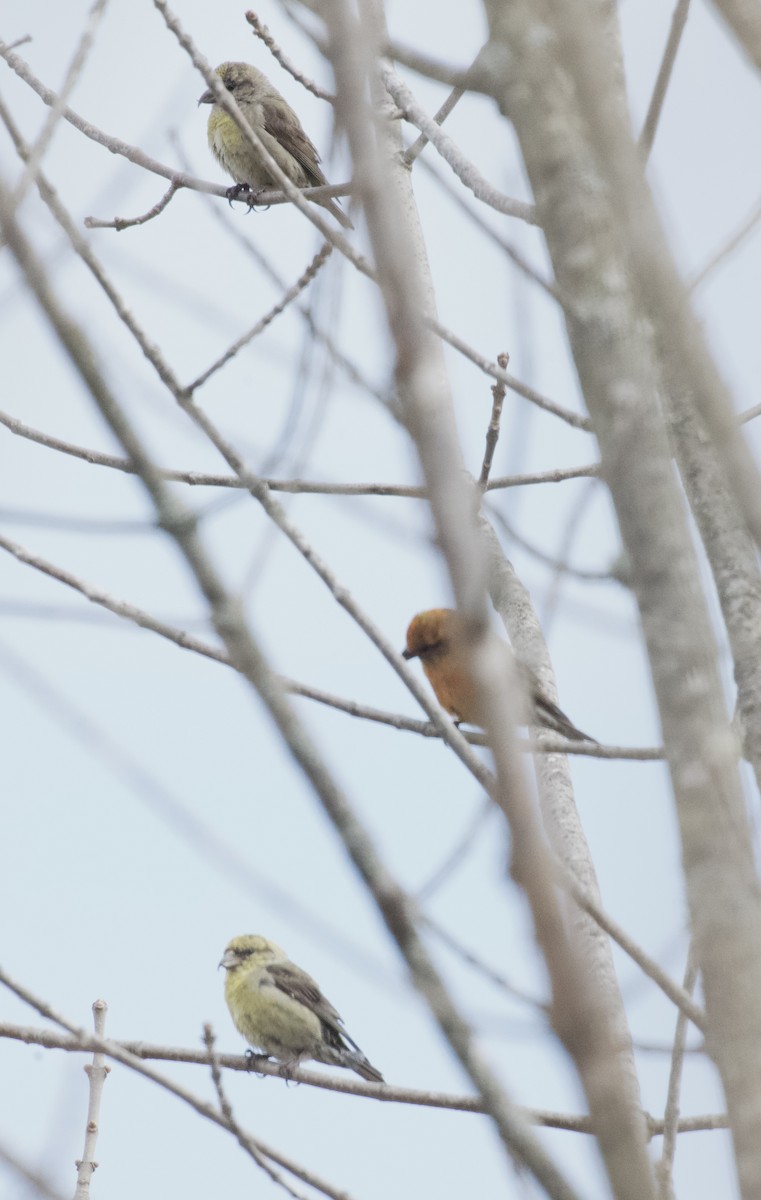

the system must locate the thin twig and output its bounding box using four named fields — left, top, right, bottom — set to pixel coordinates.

left=0, top=1018, right=730, bottom=1134
left=565, top=876, right=706, bottom=1033
left=430, top=319, right=593, bottom=430
left=0, top=40, right=222, bottom=196
left=381, top=39, right=470, bottom=88
left=633, top=1039, right=704, bottom=1056
left=739, top=400, right=761, bottom=425
left=73, top=1000, right=110, bottom=1200
left=203, top=1025, right=318, bottom=1200
left=423, top=914, right=548, bottom=1012
left=416, top=798, right=494, bottom=900
left=541, top=477, right=605, bottom=628
left=688, top=189, right=761, bottom=291
left=84, top=181, right=180, bottom=229
left=384, top=38, right=472, bottom=88
left=488, top=505, right=613, bottom=583
left=416, top=152, right=562, bottom=302
left=405, top=85, right=465, bottom=166
left=655, top=950, right=699, bottom=1199
left=175, top=129, right=384, bottom=404
left=0, top=406, right=601, bottom=489
left=639, top=0, right=692, bottom=160
left=245, top=10, right=332, bottom=100
left=13, top=0, right=110, bottom=207
left=187, top=243, right=333, bottom=391
left=382, top=65, right=536, bottom=225
left=479, top=352, right=509, bottom=488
